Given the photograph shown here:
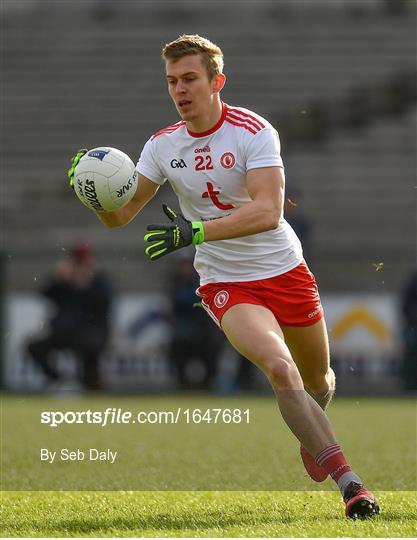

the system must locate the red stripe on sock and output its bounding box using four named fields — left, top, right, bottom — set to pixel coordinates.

left=315, top=444, right=340, bottom=465
left=315, top=446, right=352, bottom=482
left=316, top=447, right=340, bottom=466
